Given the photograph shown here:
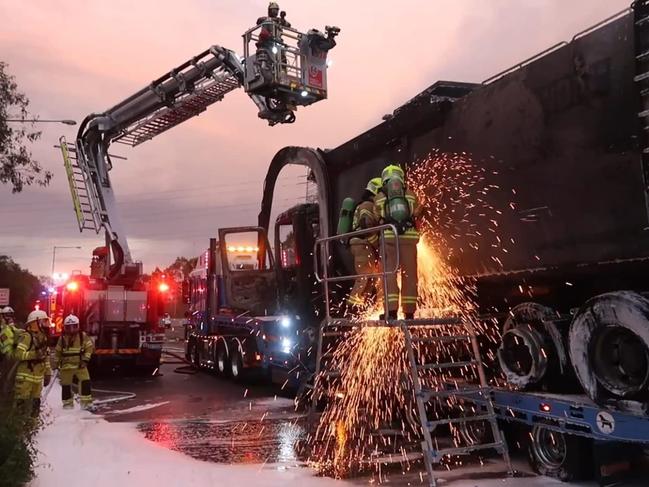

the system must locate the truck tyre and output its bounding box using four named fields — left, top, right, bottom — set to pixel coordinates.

left=215, top=342, right=229, bottom=377
left=569, top=291, right=649, bottom=409
left=527, top=425, right=593, bottom=481
left=192, top=342, right=201, bottom=368
left=498, top=302, right=567, bottom=390
left=230, top=347, right=245, bottom=382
